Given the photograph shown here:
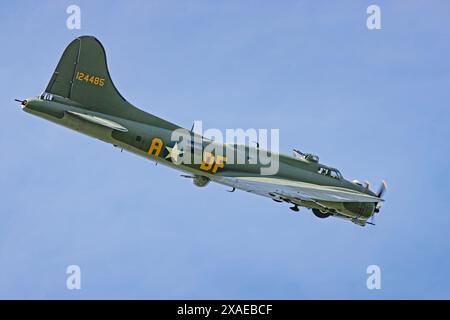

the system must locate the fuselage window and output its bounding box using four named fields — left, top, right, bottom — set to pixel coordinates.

left=39, top=92, right=54, bottom=101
